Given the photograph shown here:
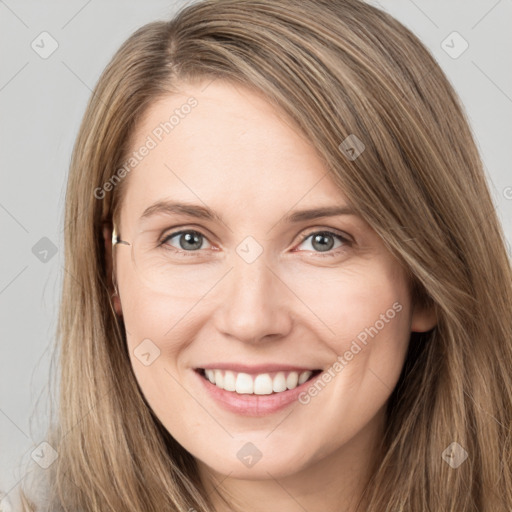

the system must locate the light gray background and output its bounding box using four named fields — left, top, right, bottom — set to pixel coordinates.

left=1, top=0, right=511, bottom=503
